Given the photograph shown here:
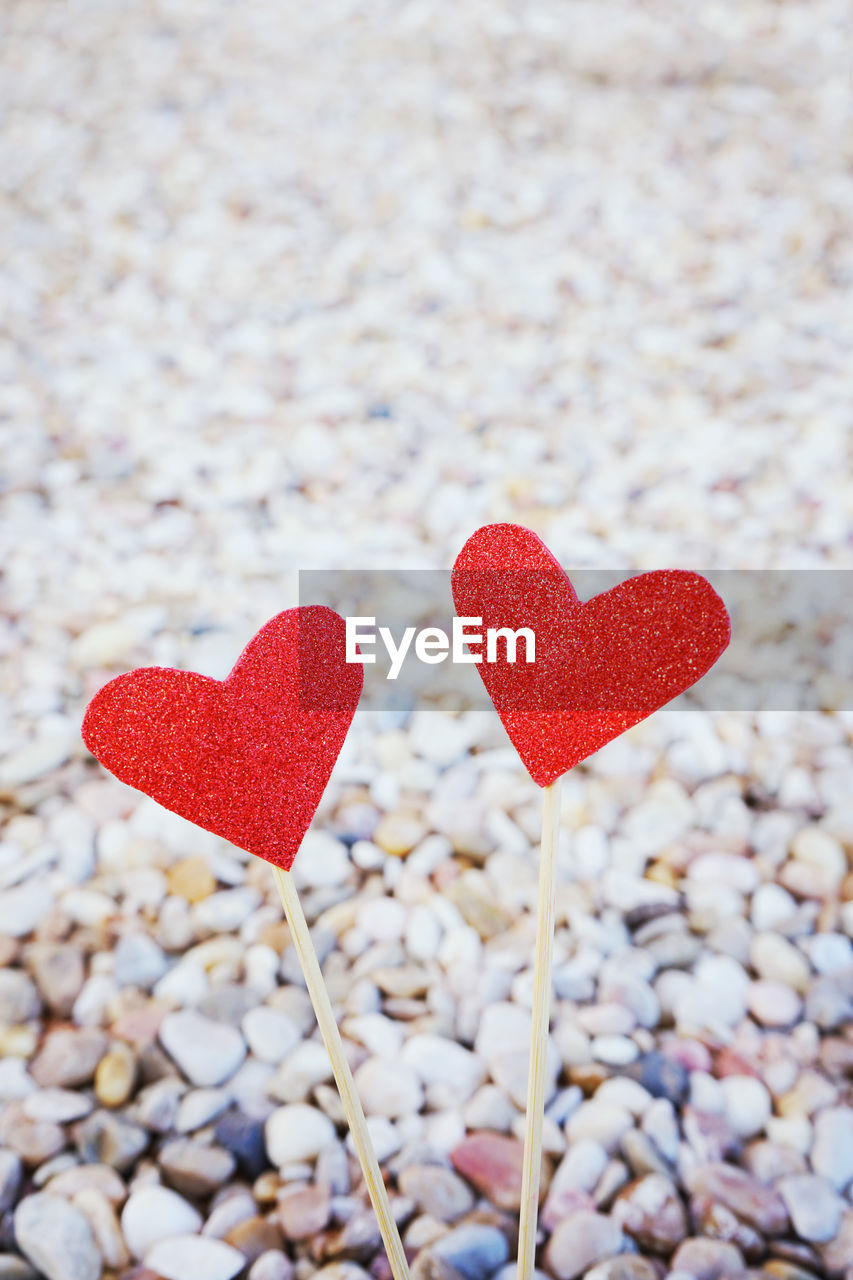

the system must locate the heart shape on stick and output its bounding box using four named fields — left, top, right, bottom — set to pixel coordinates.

left=82, top=605, right=362, bottom=869
left=452, top=523, right=731, bottom=787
